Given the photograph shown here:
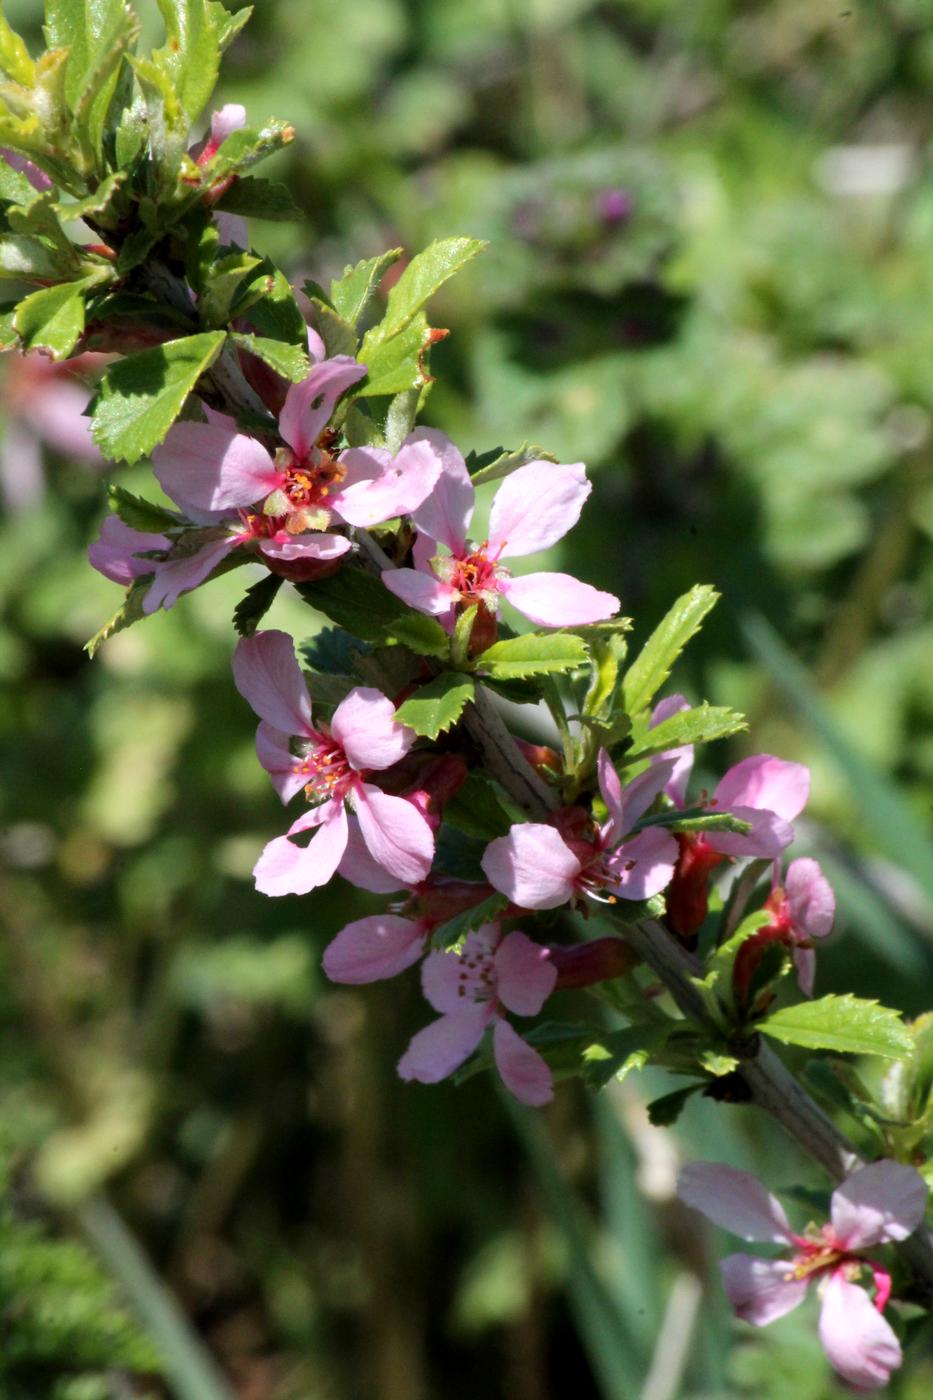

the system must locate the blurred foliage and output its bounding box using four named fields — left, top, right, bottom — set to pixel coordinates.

left=1, top=0, right=932, bottom=1397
